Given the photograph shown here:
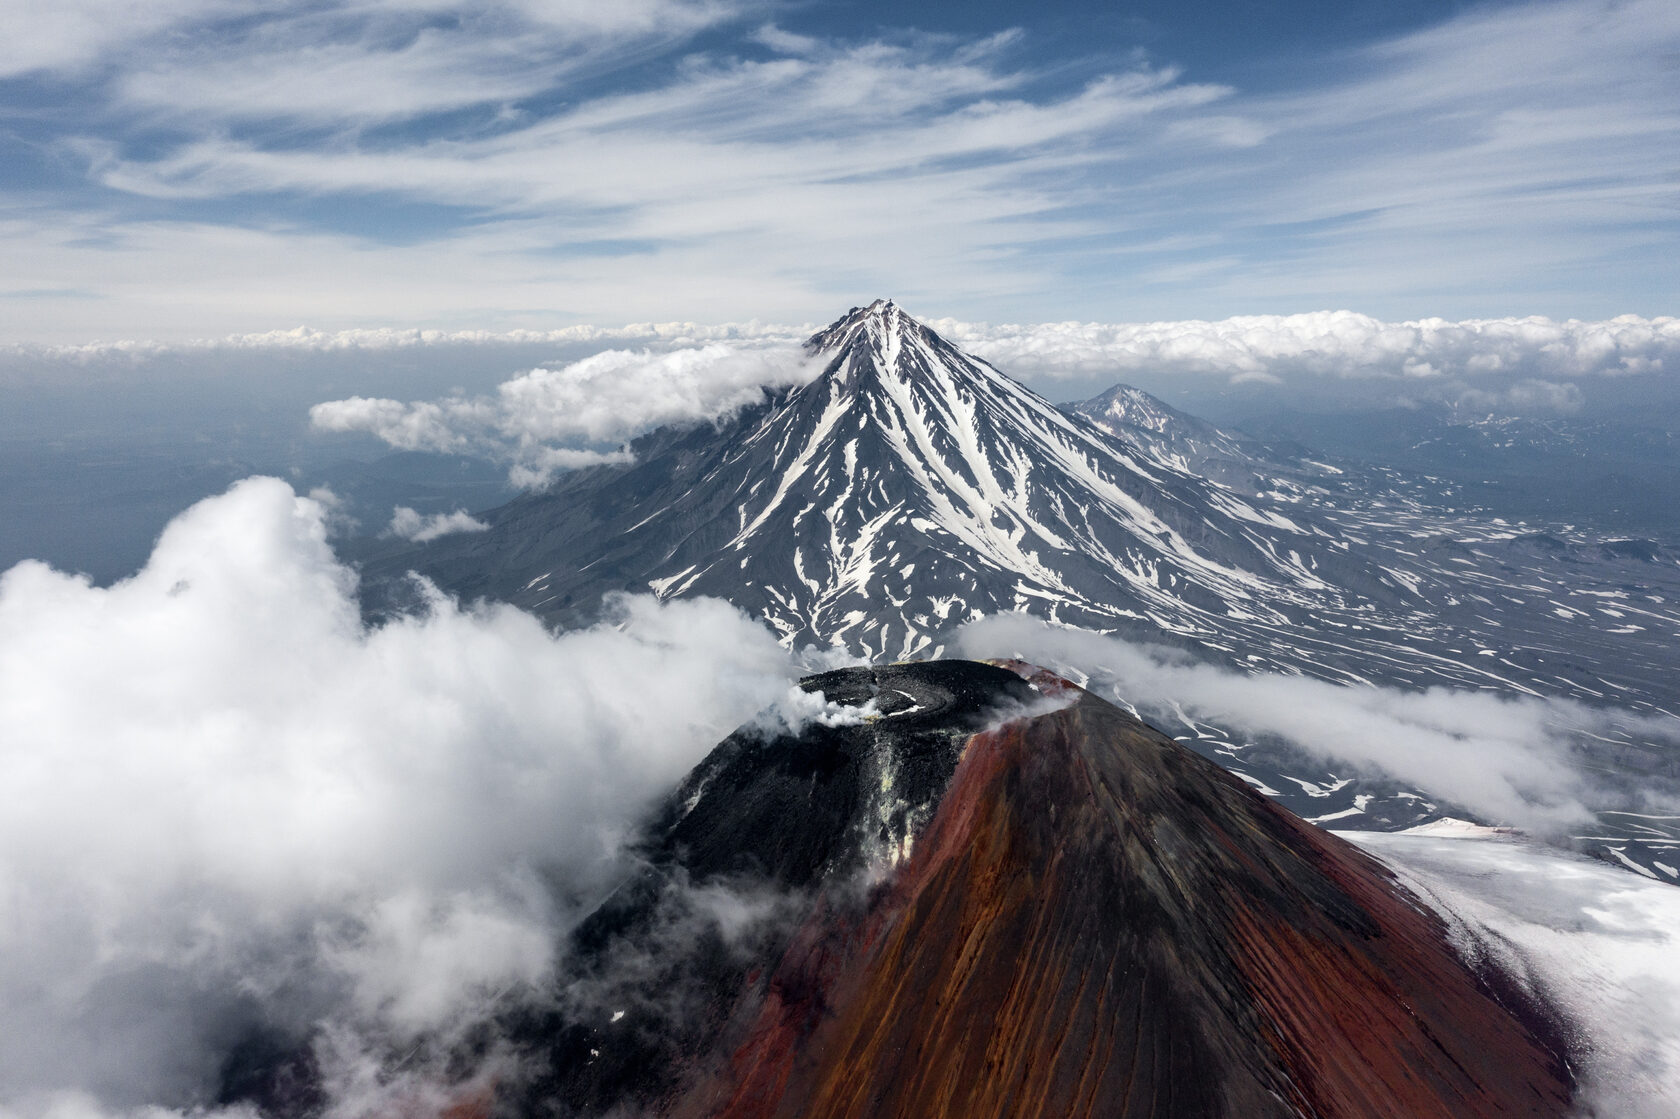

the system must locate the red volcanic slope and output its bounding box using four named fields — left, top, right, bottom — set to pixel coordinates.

left=671, top=664, right=1573, bottom=1119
